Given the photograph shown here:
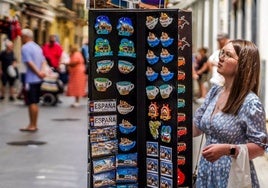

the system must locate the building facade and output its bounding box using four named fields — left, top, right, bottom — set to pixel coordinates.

left=0, top=0, right=87, bottom=61
left=172, top=0, right=268, bottom=116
